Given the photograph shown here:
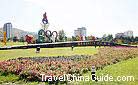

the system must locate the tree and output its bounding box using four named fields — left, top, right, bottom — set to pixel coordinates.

left=130, top=36, right=134, bottom=42
left=106, top=34, right=113, bottom=41
left=58, top=30, right=66, bottom=42
left=19, top=37, right=24, bottom=42
left=102, top=34, right=113, bottom=42
left=72, top=36, right=77, bottom=41
left=67, top=37, right=72, bottom=41
left=134, top=37, right=138, bottom=42
left=76, top=36, right=81, bottom=41
left=13, top=36, right=18, bottom=42
left=102, top=34, right=106, bottom=41
left=86, top=35, right=96, bottom=41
